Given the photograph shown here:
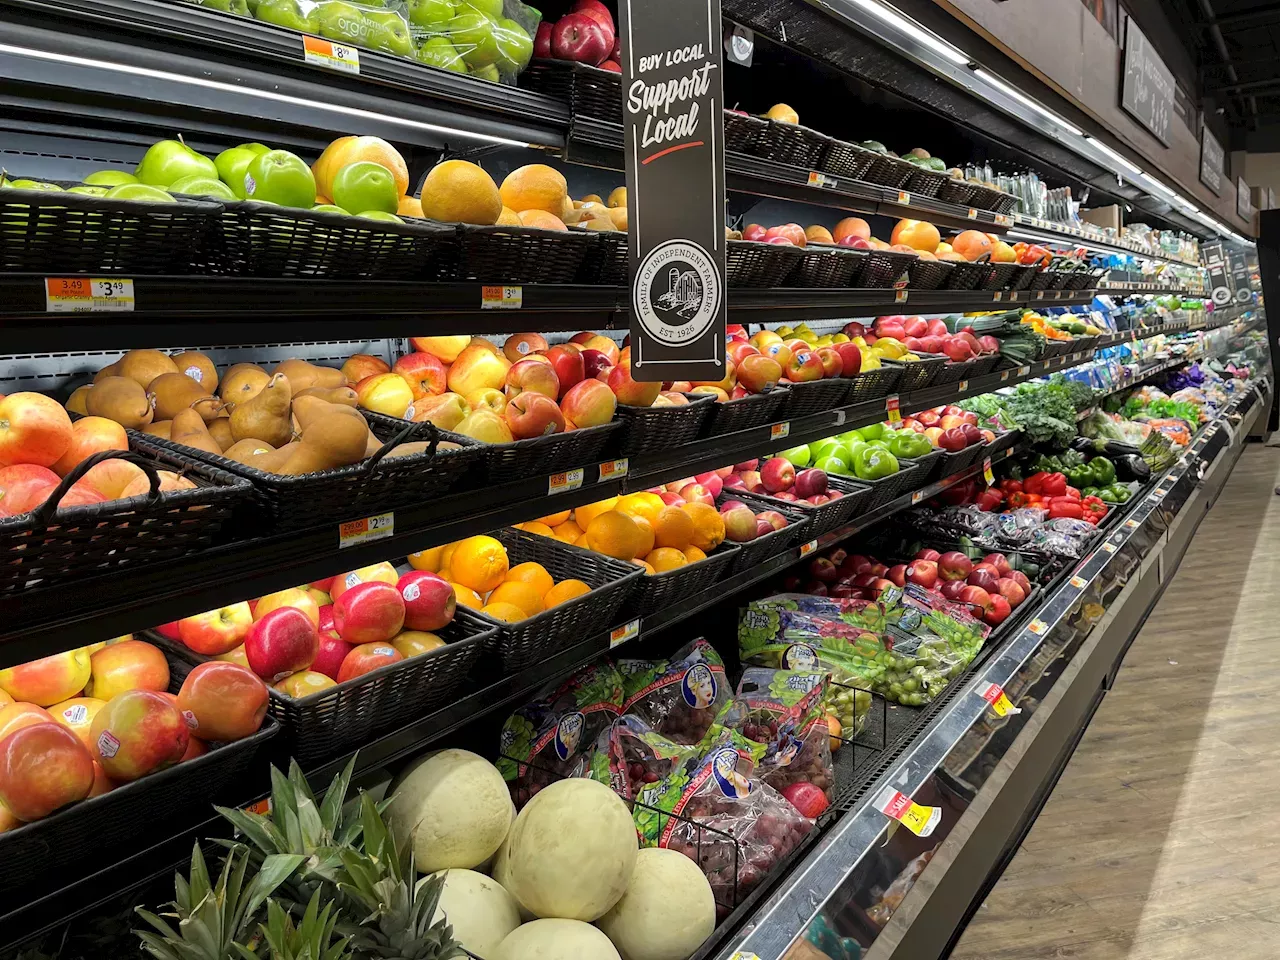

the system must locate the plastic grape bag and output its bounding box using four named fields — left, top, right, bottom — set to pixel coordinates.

left=497, top=660, right=624, bottom=807
left=405, top=0, right=540, bottom=82
left=619, top=638, right=730, bottom=745
left=583, top=715, right=700, bottom=803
